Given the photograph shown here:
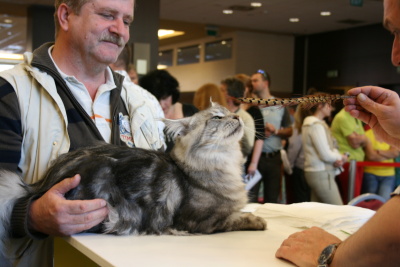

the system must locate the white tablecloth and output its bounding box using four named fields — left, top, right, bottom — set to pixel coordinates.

left=63, top=202, right=375, bottom=267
